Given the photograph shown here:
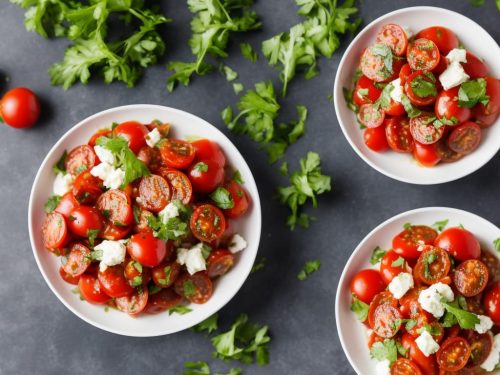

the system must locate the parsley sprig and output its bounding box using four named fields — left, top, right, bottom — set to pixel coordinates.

left=297, top=260, right=321, bottom=280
